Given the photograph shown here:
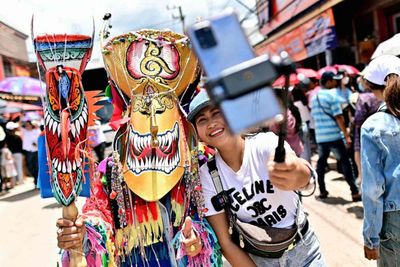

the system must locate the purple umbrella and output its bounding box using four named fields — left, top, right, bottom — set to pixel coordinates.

left=0, top=77, right=45, bottom=96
